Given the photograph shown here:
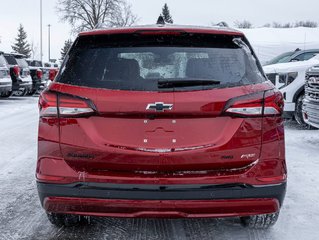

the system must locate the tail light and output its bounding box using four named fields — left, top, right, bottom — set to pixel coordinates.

left=36, top=69, right=43, bottom=79
left=224, top=90, right=284, bottom=117
left=39, top=91, right=96, bottom=117
left=13, top=65, right=20, bottom=77
left=49, top=69, right=58, bottom=81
